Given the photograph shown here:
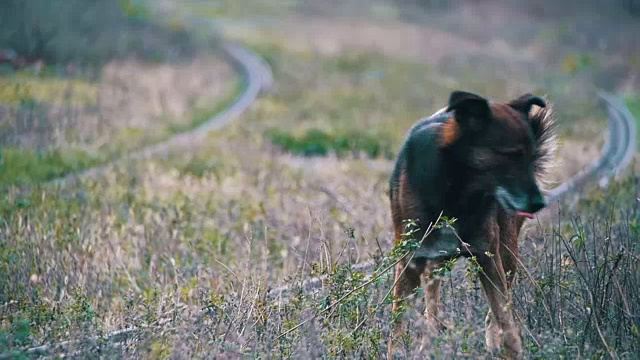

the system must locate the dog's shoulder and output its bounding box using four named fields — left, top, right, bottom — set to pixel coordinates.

left=403, top=108, right=451, bottom=152
left=391, top=107, right=451, bottom=187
